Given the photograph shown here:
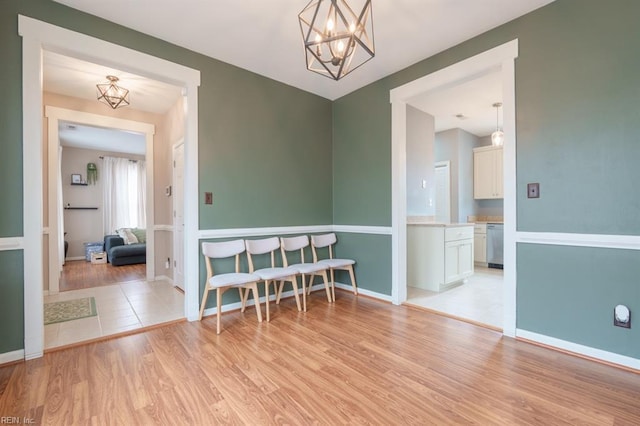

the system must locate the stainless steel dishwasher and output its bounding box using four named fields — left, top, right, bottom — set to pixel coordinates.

left=486, top=223, right=504, bottom=269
